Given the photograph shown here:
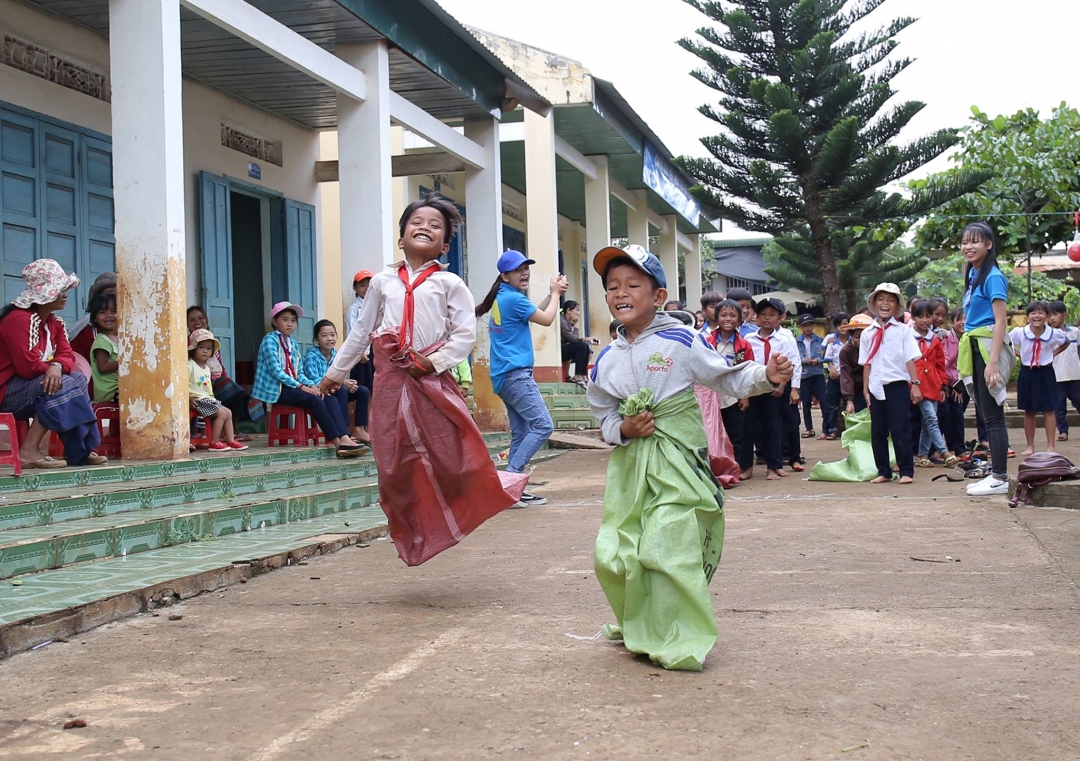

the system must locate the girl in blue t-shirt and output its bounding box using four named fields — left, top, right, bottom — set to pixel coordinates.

left=958, top=222, right=1013, bottom=497
left=475, top=250, right=568, bottom=506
